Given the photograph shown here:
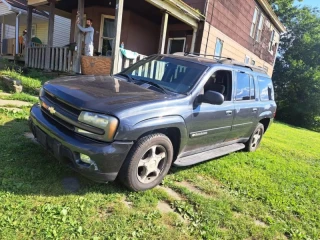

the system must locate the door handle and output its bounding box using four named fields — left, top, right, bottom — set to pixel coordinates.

left=252, top=108, right=258, bottom=113
left=226, top=110, right=233, bottom=115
